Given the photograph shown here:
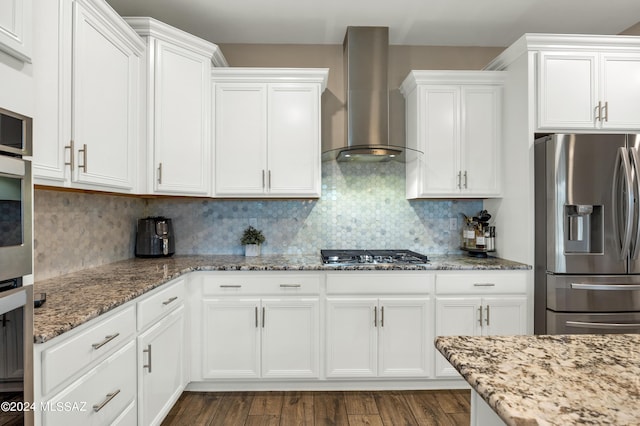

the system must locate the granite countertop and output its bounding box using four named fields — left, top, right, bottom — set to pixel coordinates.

left=33, top=254, right=529, bottom=344
left=435, top=334, right=640, bottom=425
